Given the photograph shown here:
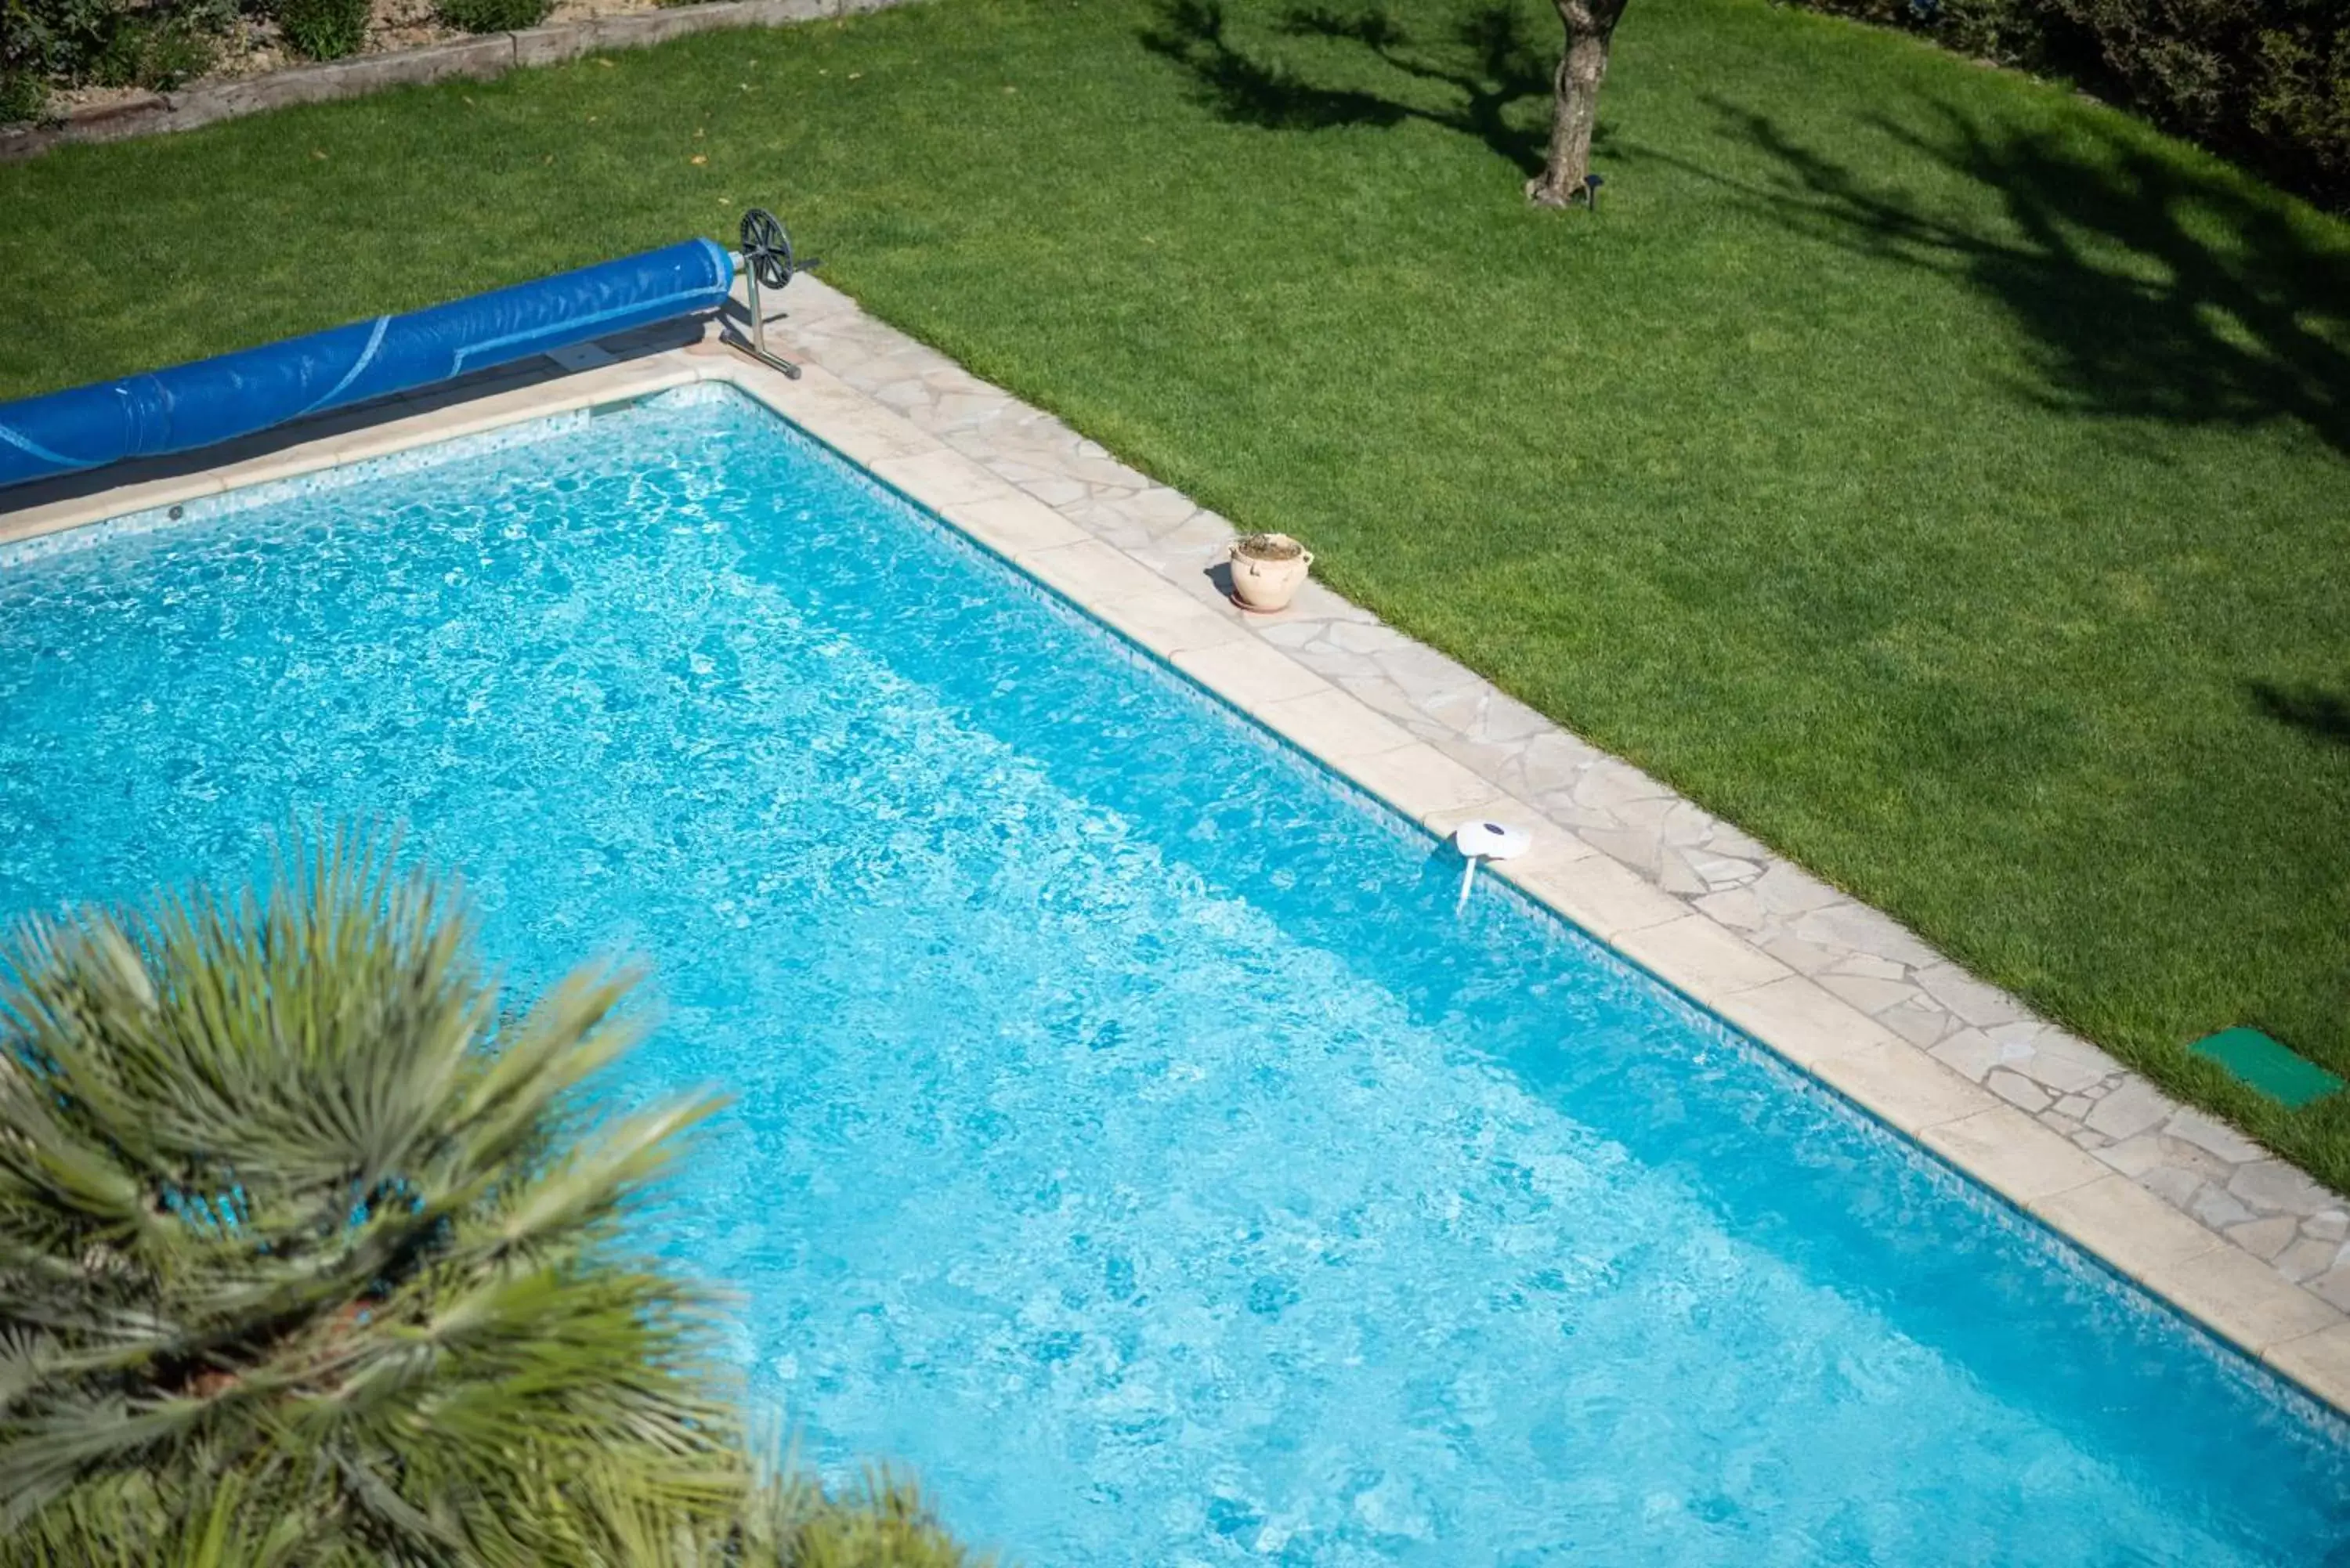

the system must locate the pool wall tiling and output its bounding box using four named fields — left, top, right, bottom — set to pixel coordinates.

left=4, top=282, right=2348, bottom=1434
left=13, top=378, right=2350, bottom=1565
